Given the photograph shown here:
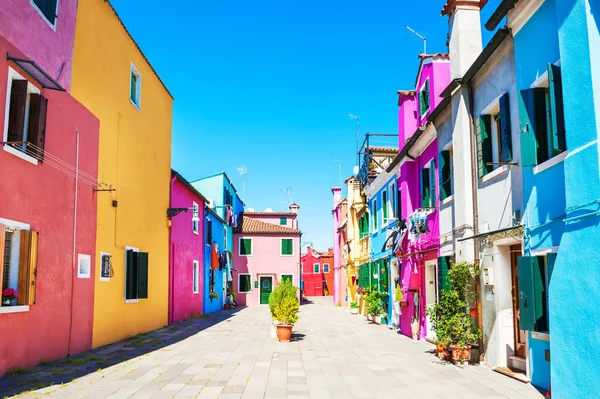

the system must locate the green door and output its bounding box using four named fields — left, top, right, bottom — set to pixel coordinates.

left=260, top=277, right=273, bottom=305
